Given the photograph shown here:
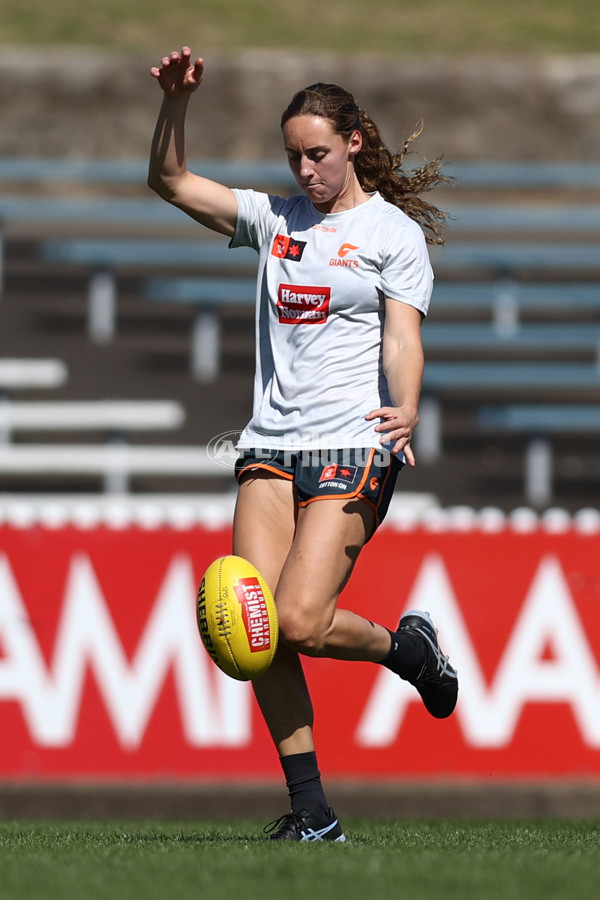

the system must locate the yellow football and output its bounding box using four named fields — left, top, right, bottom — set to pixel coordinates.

left=197, top=555, right=279, bottom=681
